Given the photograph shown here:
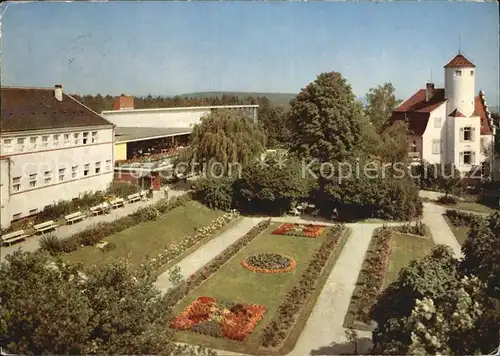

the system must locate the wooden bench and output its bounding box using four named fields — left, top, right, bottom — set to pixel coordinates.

left=110, top=198, right=125, bottom=209
left=127, top=193, right=141, bottom=203
left=90, top=204, right=103, bottom=216
left=65, top=211, right=85, bottom=224
left=1, top=229, right=28, bottom=246
left=34, top=220, right=58, bottom=235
